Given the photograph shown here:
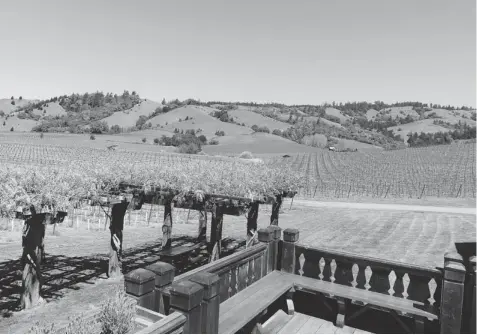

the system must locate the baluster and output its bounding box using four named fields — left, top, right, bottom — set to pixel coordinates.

left=249, top=258, right=255, bottom=284
left=428, top=278, right=437, bottom=305
left=351, top=264, right=359, bottom=288
left=364, top=266, right=373, bottom=291
left=245, top=260, right=250, bottom=287
left=388, top=270, right=397, bottom=296
left=330, top=259, right=337, bottom=283
left=402, top=273, right=410, bottom=299
left=235, top=265, right=239, bottom=293
left=318, top=257, right=325, bottom=280
left=298, top=253, right=305, bottom=276
left=228, top=269, right=233, bottom=298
